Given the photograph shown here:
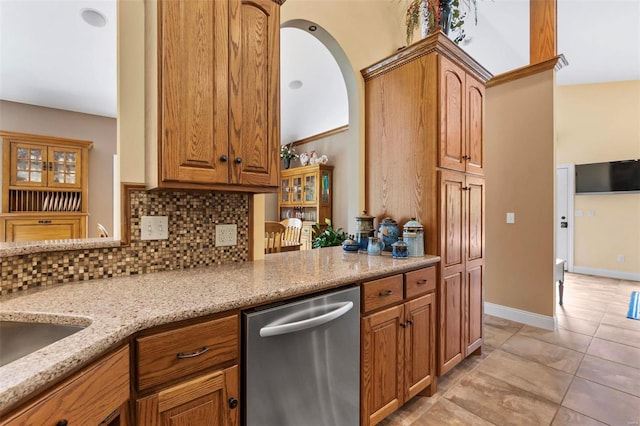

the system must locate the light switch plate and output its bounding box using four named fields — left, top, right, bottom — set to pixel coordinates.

left=216, top=224, right=237, bottom=247
left=506, top=212, right=515, bottom=224
left=141, top=216, right=169, bottom=240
